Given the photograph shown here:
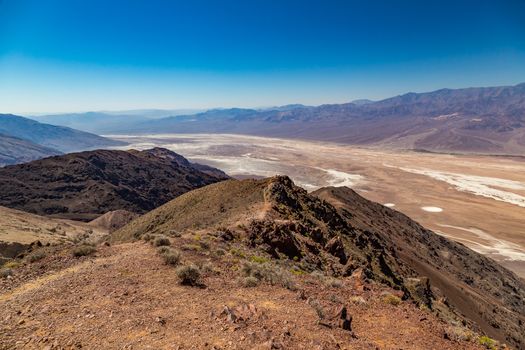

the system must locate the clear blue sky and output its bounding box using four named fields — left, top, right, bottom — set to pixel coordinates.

left=1, top=0, right=524, bottom=114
